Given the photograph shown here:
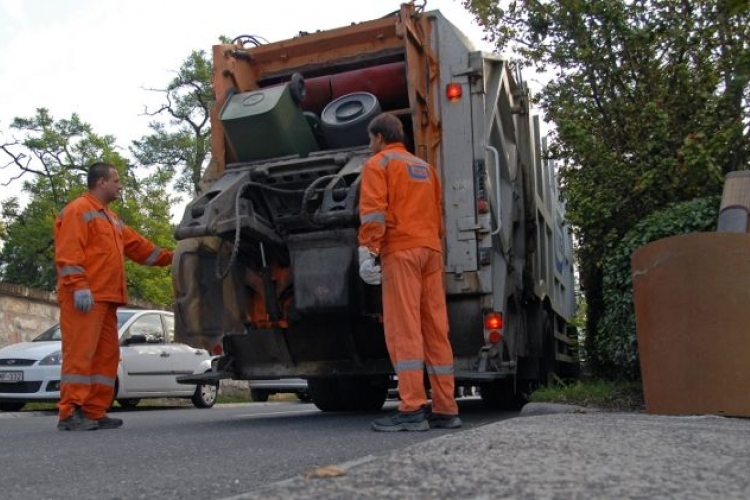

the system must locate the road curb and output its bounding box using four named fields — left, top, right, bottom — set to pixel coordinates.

left=520, top=402, right=603, bottom=416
